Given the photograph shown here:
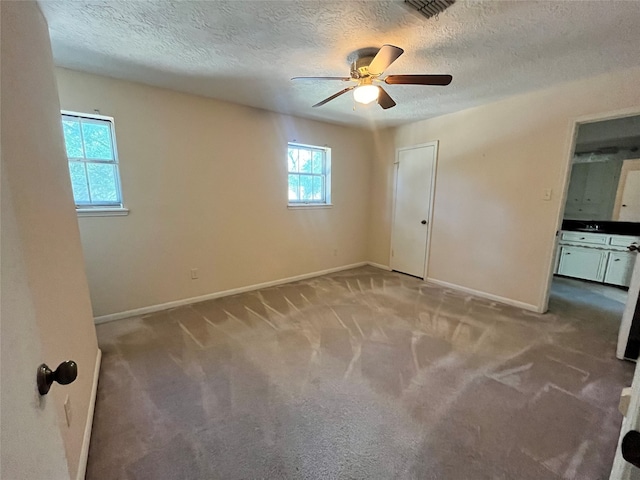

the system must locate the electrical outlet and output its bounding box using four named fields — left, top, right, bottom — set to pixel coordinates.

left=333, top=249, right=338, bottom=256
left=64, top=395, right=72, bottom=427
left=190, top=268, right=198, bottom=280
left=542, top=188, right=552, bottom=201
